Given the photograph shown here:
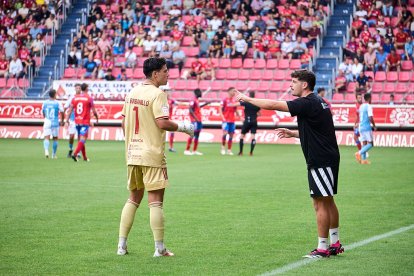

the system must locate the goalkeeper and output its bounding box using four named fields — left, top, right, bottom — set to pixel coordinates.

left=117, top=57, right=194, bottom=257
